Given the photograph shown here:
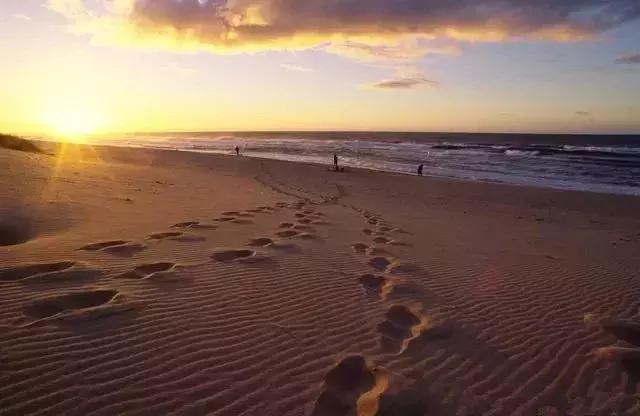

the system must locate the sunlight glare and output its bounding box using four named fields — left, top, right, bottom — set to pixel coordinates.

left=43, top=106, right=108, bottom=140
